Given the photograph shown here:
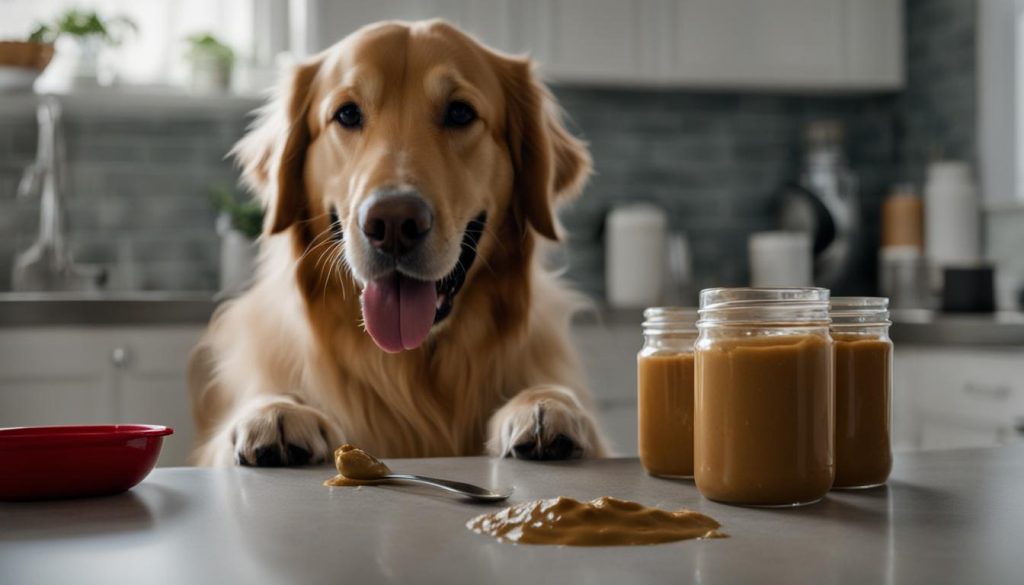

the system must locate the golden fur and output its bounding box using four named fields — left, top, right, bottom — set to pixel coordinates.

left=189, top=20, right=608, bottom=466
